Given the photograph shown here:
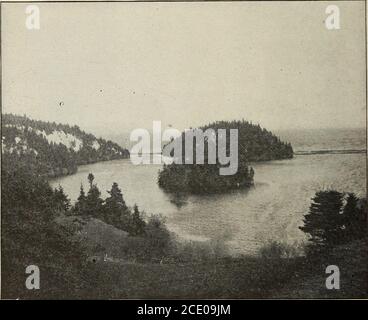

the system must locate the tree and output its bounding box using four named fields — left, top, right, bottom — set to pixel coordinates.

left=84, top=174, right=104, bottom=219
left=88, top=173, right=95, bottom=189
left=74, top=184, right=87, bottom=215
left=300, top=190, right=367, bottom=256
left=54, top=185, right=71, bottom=212
left=299, top=190, right=345, bottom=254
left=343, top=193, right=367, bottom=241
left=129, top=204, right=146, bottom=236
left=104, top=182, right=129, bottom=229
